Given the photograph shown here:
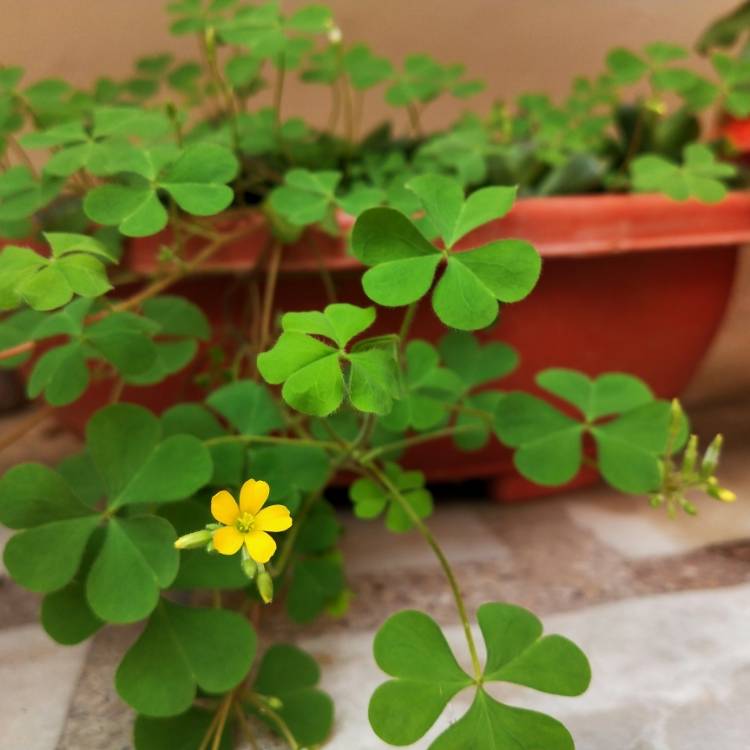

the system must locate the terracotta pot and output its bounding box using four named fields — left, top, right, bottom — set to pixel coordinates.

left=26, top=193, right=750, bottom=500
